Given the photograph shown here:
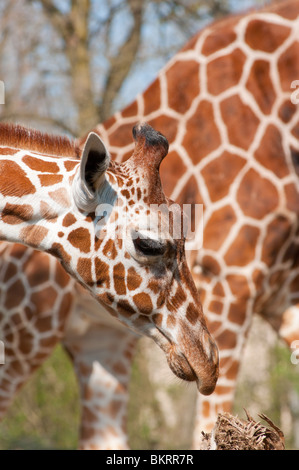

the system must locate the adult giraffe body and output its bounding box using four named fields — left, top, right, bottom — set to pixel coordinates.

left=86, top=0, right=299, bottom=445
left=0, top=0, right=299, bottom=450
